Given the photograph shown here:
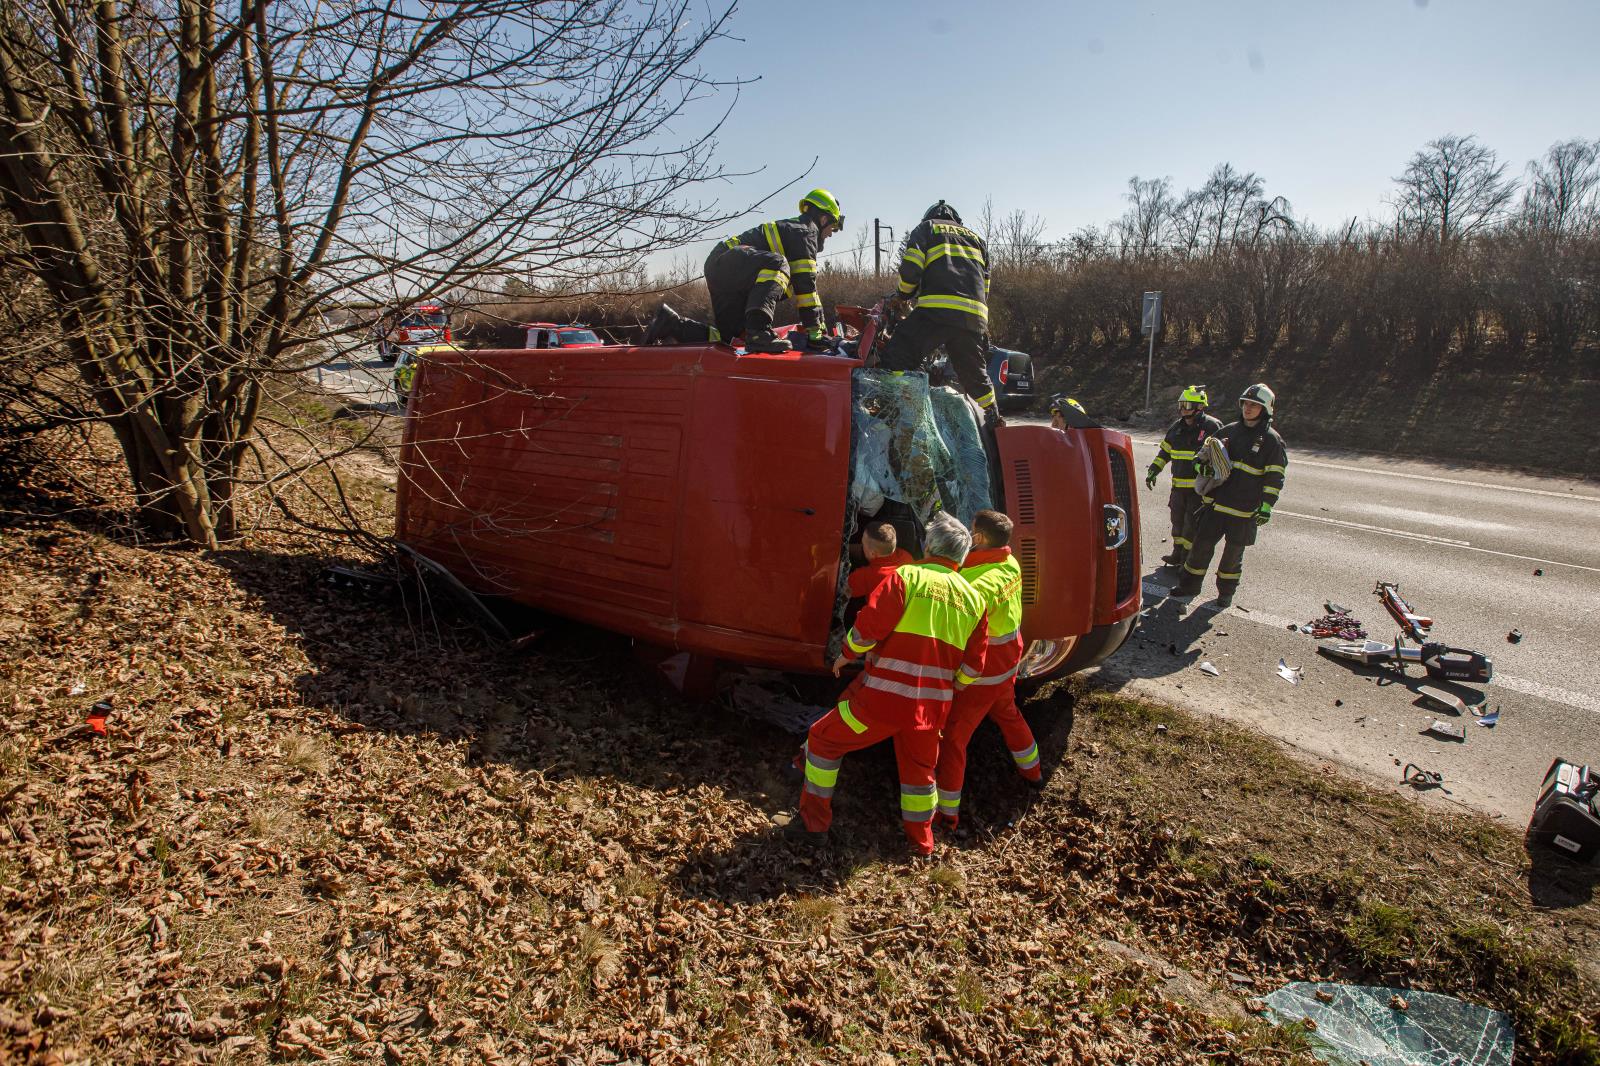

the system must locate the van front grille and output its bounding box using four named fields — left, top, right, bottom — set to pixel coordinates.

left=1012, top=460, right=1036, bottom=524
left=1016, top=537, right=1039, bottom=605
